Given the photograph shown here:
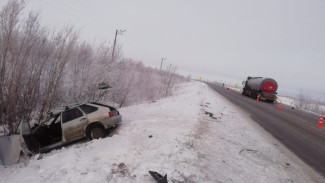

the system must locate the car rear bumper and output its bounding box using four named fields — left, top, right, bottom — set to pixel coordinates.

left=101, top=115, right=122, bottom=129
